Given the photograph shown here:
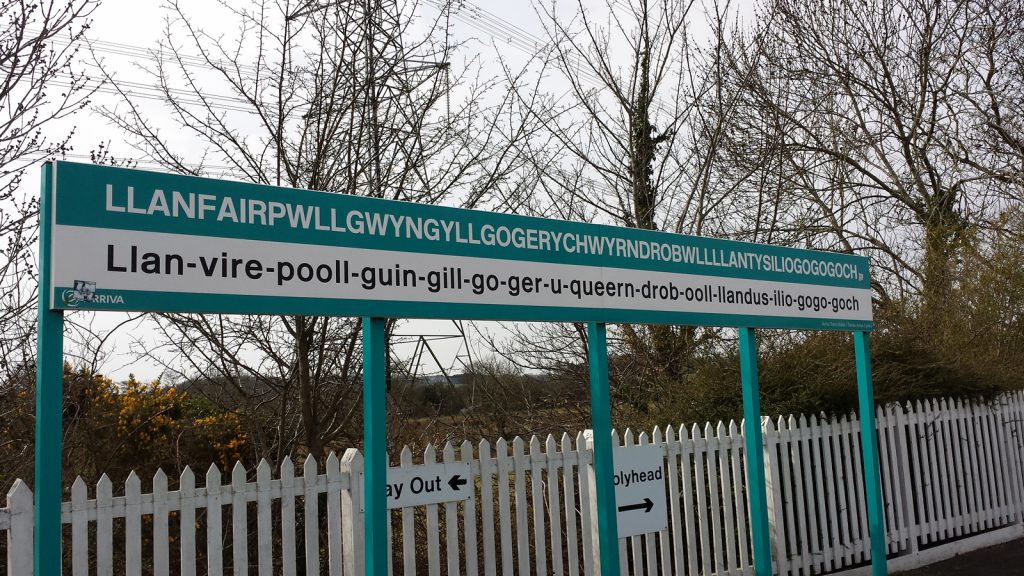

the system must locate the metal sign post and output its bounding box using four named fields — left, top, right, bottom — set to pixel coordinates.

left=363, top=317, right=387, bottom=574
left=588, top=322, right=619, bottom=573
left=739, top=327, right=773, bottom=576
left=855, top=331, right=888, bottom=576
left=35, top=162, right=64, bottom=576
